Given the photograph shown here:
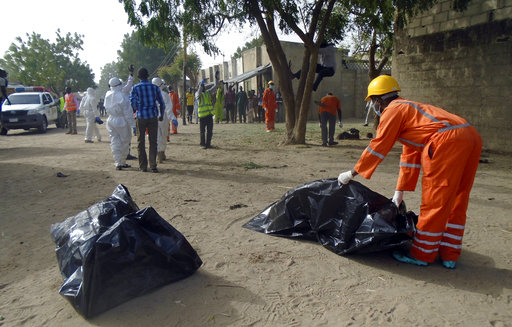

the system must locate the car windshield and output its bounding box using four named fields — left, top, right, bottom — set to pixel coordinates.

left=7, top=94, right=41, bottom=105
